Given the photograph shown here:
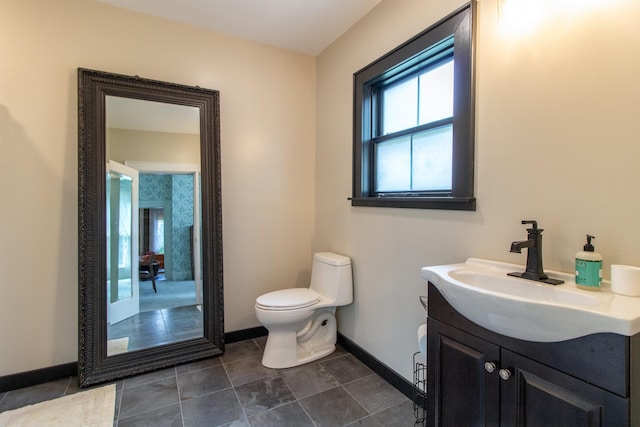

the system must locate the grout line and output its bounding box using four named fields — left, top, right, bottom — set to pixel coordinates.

left=62, top=376, right=72, bottom=396
left=252, top=337, right=266, bottom=352
left=113, top=384, right=123, bottom=426
left=174, top=367, right=186, bottom=427
left=297, top=398, right=319, bottom=427
left=339, top=383, right=370, bottom=414
left=222, top=357, right=250, bottom=425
